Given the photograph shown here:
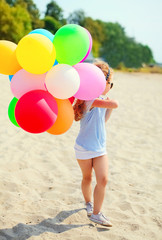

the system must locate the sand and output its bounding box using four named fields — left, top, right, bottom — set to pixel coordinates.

left=0, top=72, right=162, bottom=240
